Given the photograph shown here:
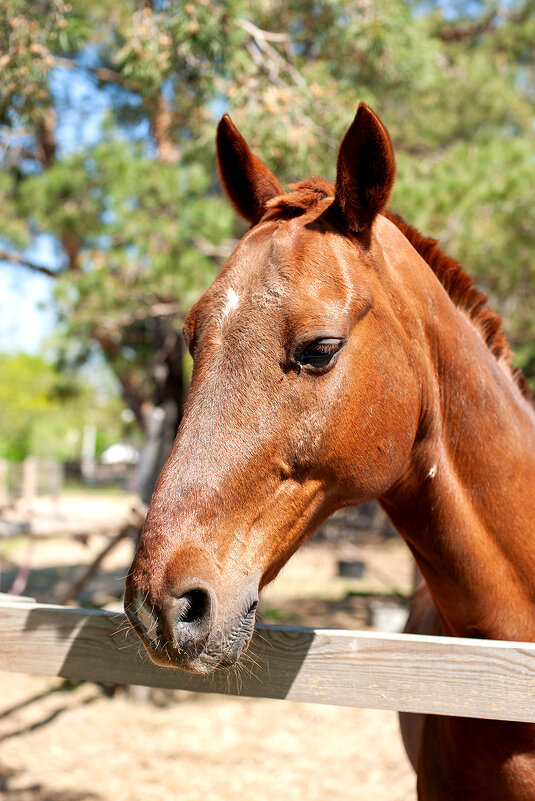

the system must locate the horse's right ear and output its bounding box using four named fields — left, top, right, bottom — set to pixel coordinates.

left=333, top=103, right=395, bottom=233
left=216, top=115, right=284, bottom=225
